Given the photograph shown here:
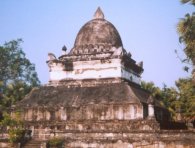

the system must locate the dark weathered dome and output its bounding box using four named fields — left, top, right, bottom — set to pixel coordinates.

left=72, top=7, right=123, bottom=52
